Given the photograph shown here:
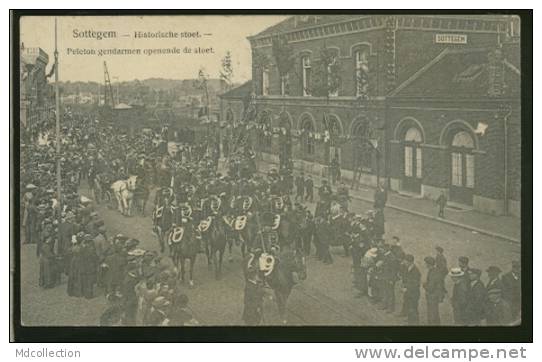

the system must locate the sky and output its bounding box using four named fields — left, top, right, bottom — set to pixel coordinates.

left=20, top=15, right=288, bottom=83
